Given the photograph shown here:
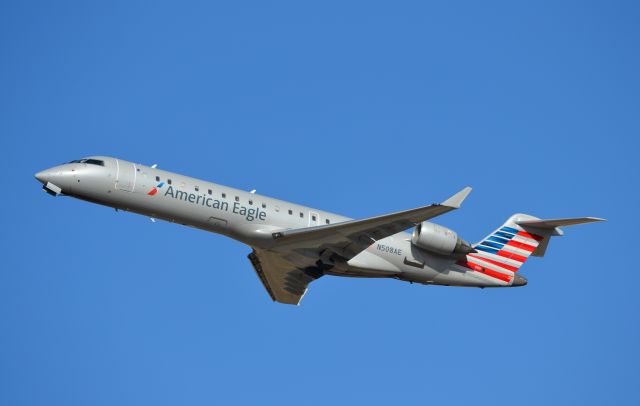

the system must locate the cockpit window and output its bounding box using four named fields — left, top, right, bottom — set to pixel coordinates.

left=69, top=159, right=104, bottom=166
